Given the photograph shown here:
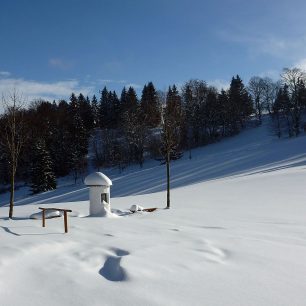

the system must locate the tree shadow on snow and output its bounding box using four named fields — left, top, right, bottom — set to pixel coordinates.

left=2, top=117, right=306, bottom=206
left=0, top=226, right=21, bottom=236
left=0, top=225, right=64, bottom=236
